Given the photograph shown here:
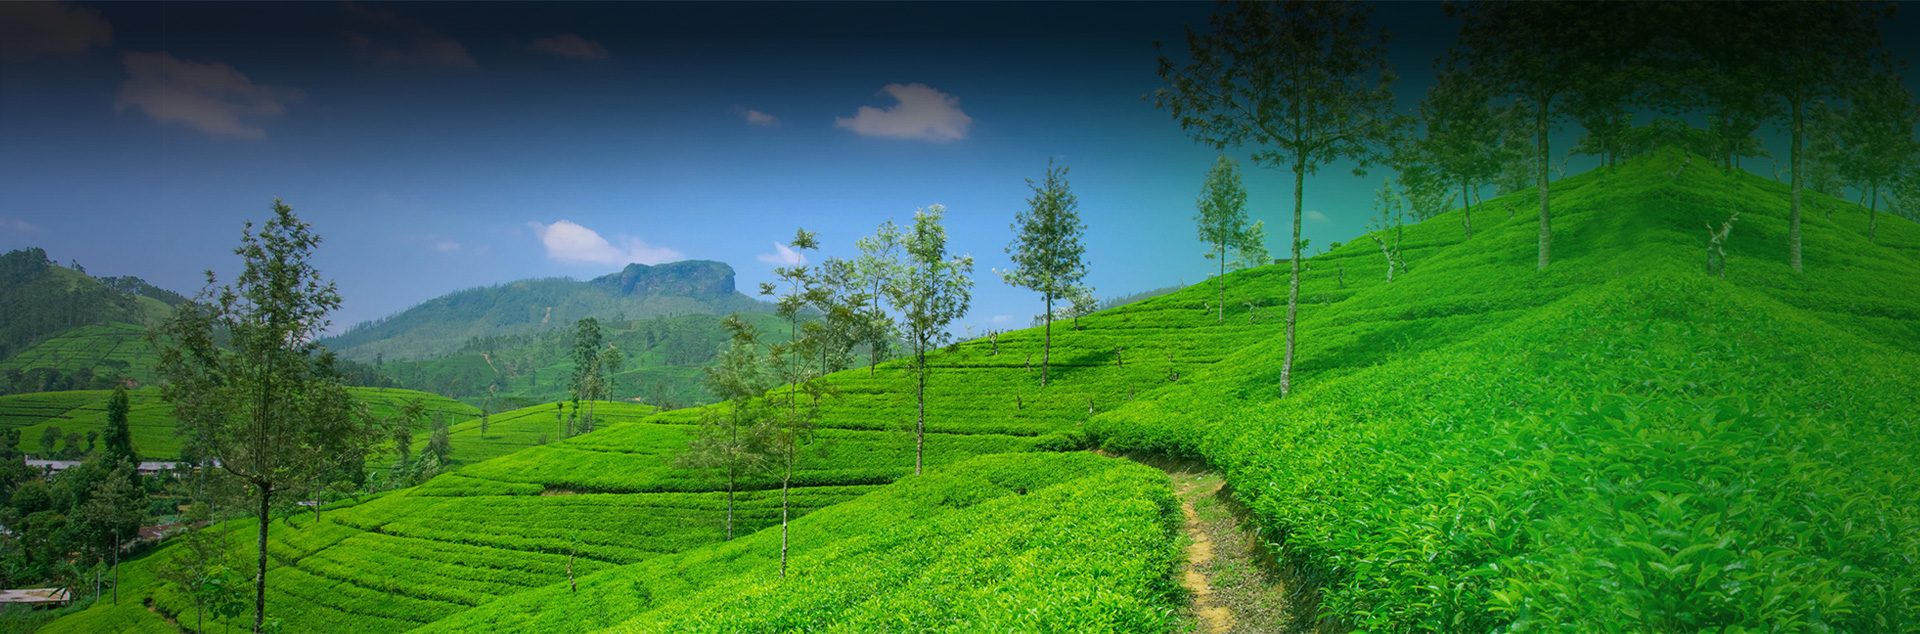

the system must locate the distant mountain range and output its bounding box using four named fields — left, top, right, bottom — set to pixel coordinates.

left=320, top=260, right=775, bottom=362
